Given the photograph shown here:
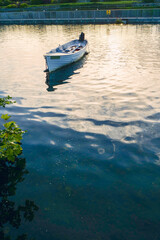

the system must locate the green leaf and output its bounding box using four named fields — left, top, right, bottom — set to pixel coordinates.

left=1, top=114, right=11, bottom=121
left=0, top=95, right=15, bottom=107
